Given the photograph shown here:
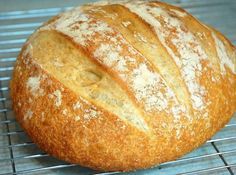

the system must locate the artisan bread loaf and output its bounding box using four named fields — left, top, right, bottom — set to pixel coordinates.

left=11, top=0, right=236, bottom=171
